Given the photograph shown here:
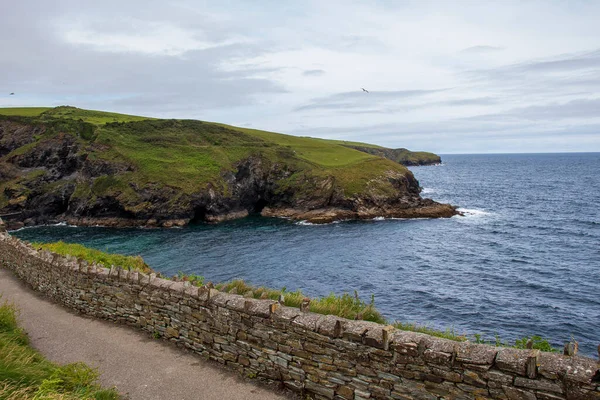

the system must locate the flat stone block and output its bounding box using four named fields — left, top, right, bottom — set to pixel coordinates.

left=292, top=313, right=323, bottom=332
left=390, top=331, right=428, bottom=357
left=343, top=320, right=381, bottom=343
left=502, top=385, right=536, bottom=400
left=514, top=376, right=563, bottom=394
left=495, top=348, right=537, bottom=376
left=455, top=341, right=498, bottom=366
left=316, top=314, right=345, bottom=338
